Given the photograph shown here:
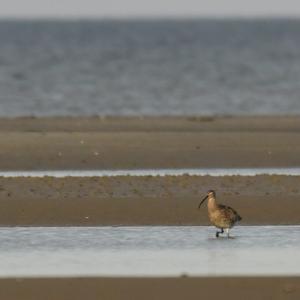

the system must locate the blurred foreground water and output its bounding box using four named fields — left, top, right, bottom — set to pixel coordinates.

left=0, top=226, right=299, bottom=277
